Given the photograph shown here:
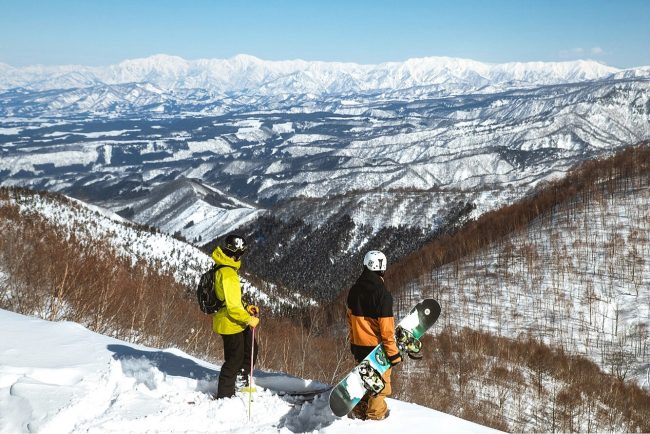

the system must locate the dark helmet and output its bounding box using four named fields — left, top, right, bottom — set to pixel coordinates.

left=222, top=234, right=248, bottom=258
